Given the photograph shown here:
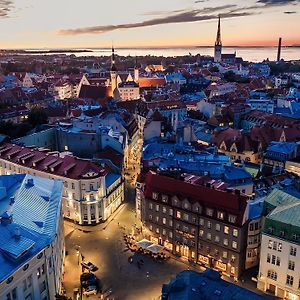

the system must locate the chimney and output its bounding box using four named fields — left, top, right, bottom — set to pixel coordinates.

left=14, top=227, right=21, bottom=240
left=277, top=37, right=282, bottom=62
left=26, top=178, right=34, bottom=188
